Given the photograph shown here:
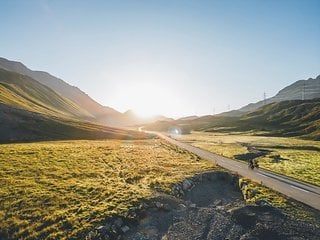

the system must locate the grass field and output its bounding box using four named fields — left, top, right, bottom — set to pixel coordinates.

left=0, top=139, right=217, bottom=240
left=174, top=131, right=320, bottom=186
